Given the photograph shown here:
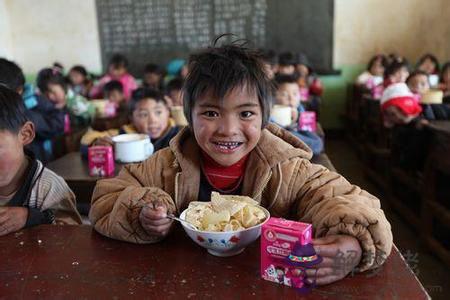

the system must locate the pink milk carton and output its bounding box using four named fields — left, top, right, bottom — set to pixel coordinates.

left=298, top=111, right=317, bottom=132
left=88, top=146, right=115, bottom=177
left=261, top=218, right=314, bottom=289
